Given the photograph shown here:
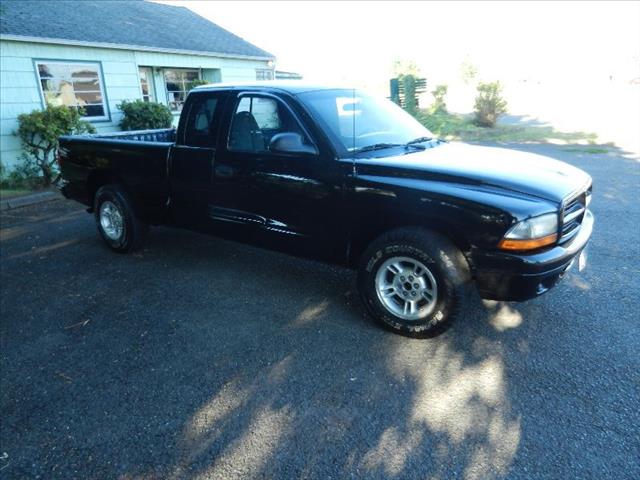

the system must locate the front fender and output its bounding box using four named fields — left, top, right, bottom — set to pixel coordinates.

left=347, top=175, right=556, bottom=265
